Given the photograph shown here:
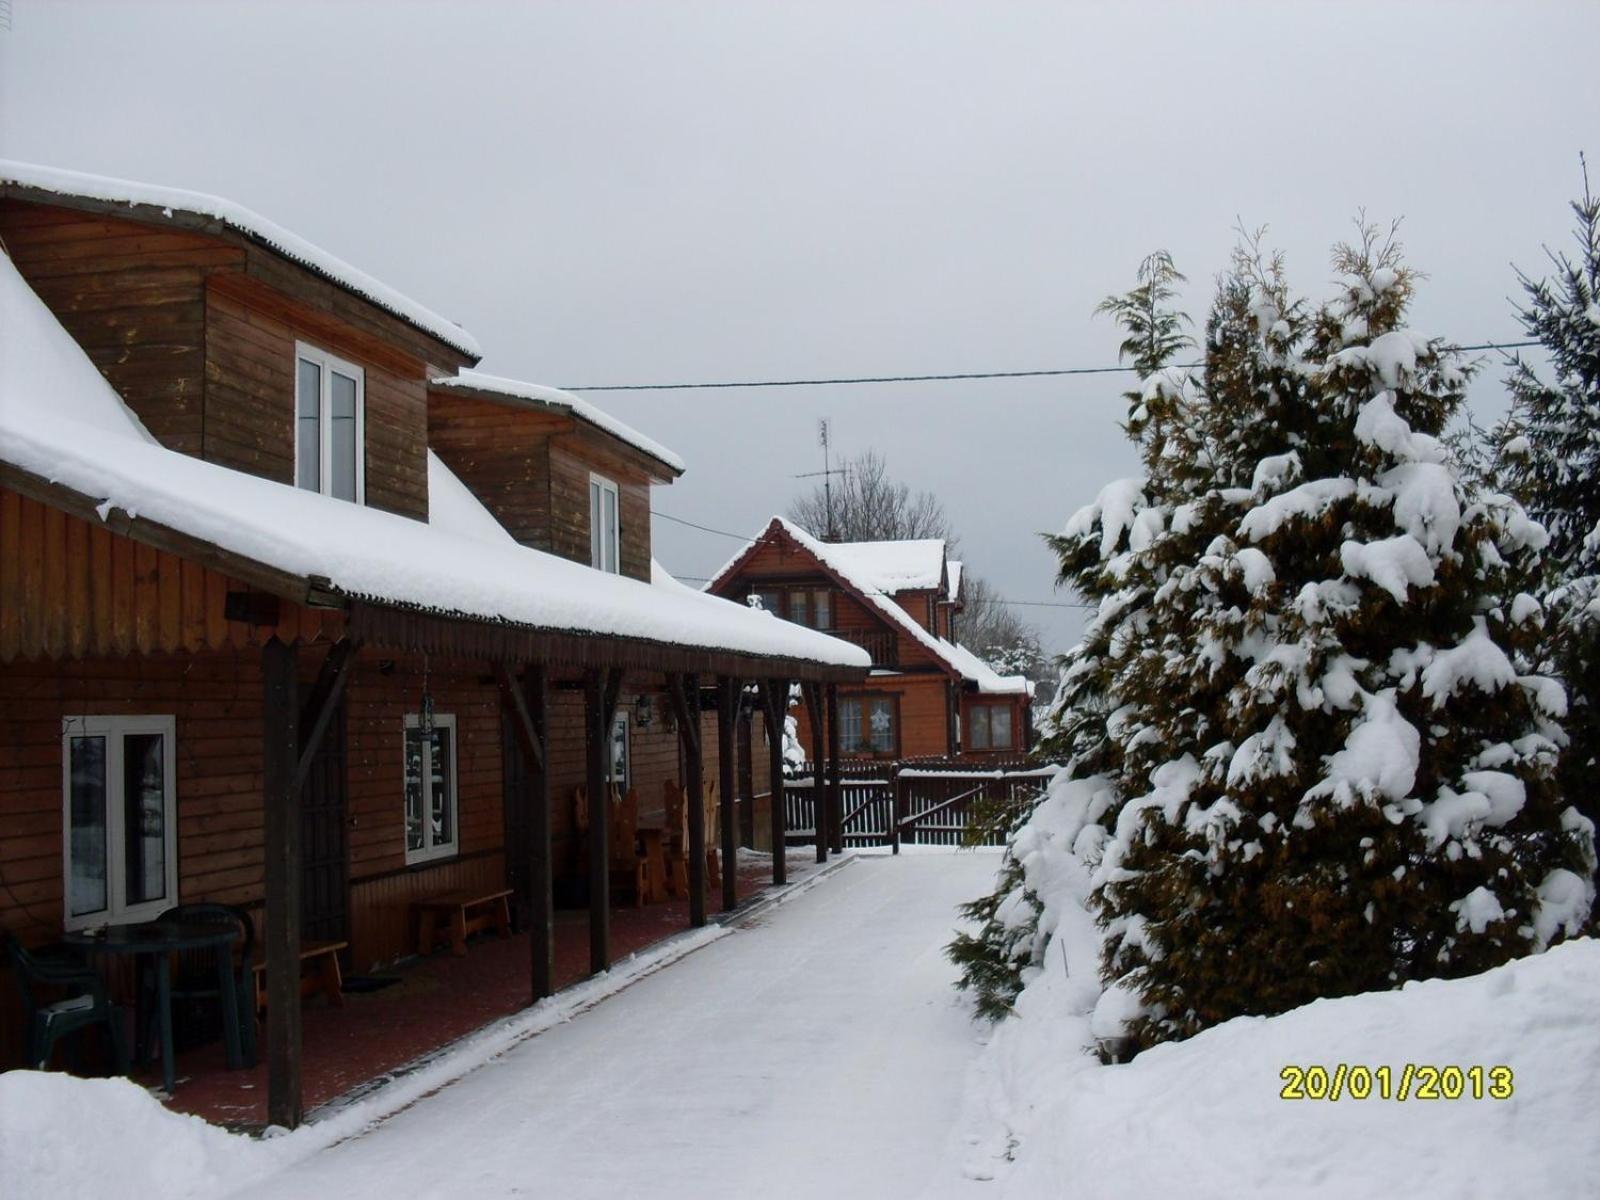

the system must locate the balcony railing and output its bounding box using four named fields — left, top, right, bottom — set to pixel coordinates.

left=818, top=627, right=897, bottom=669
